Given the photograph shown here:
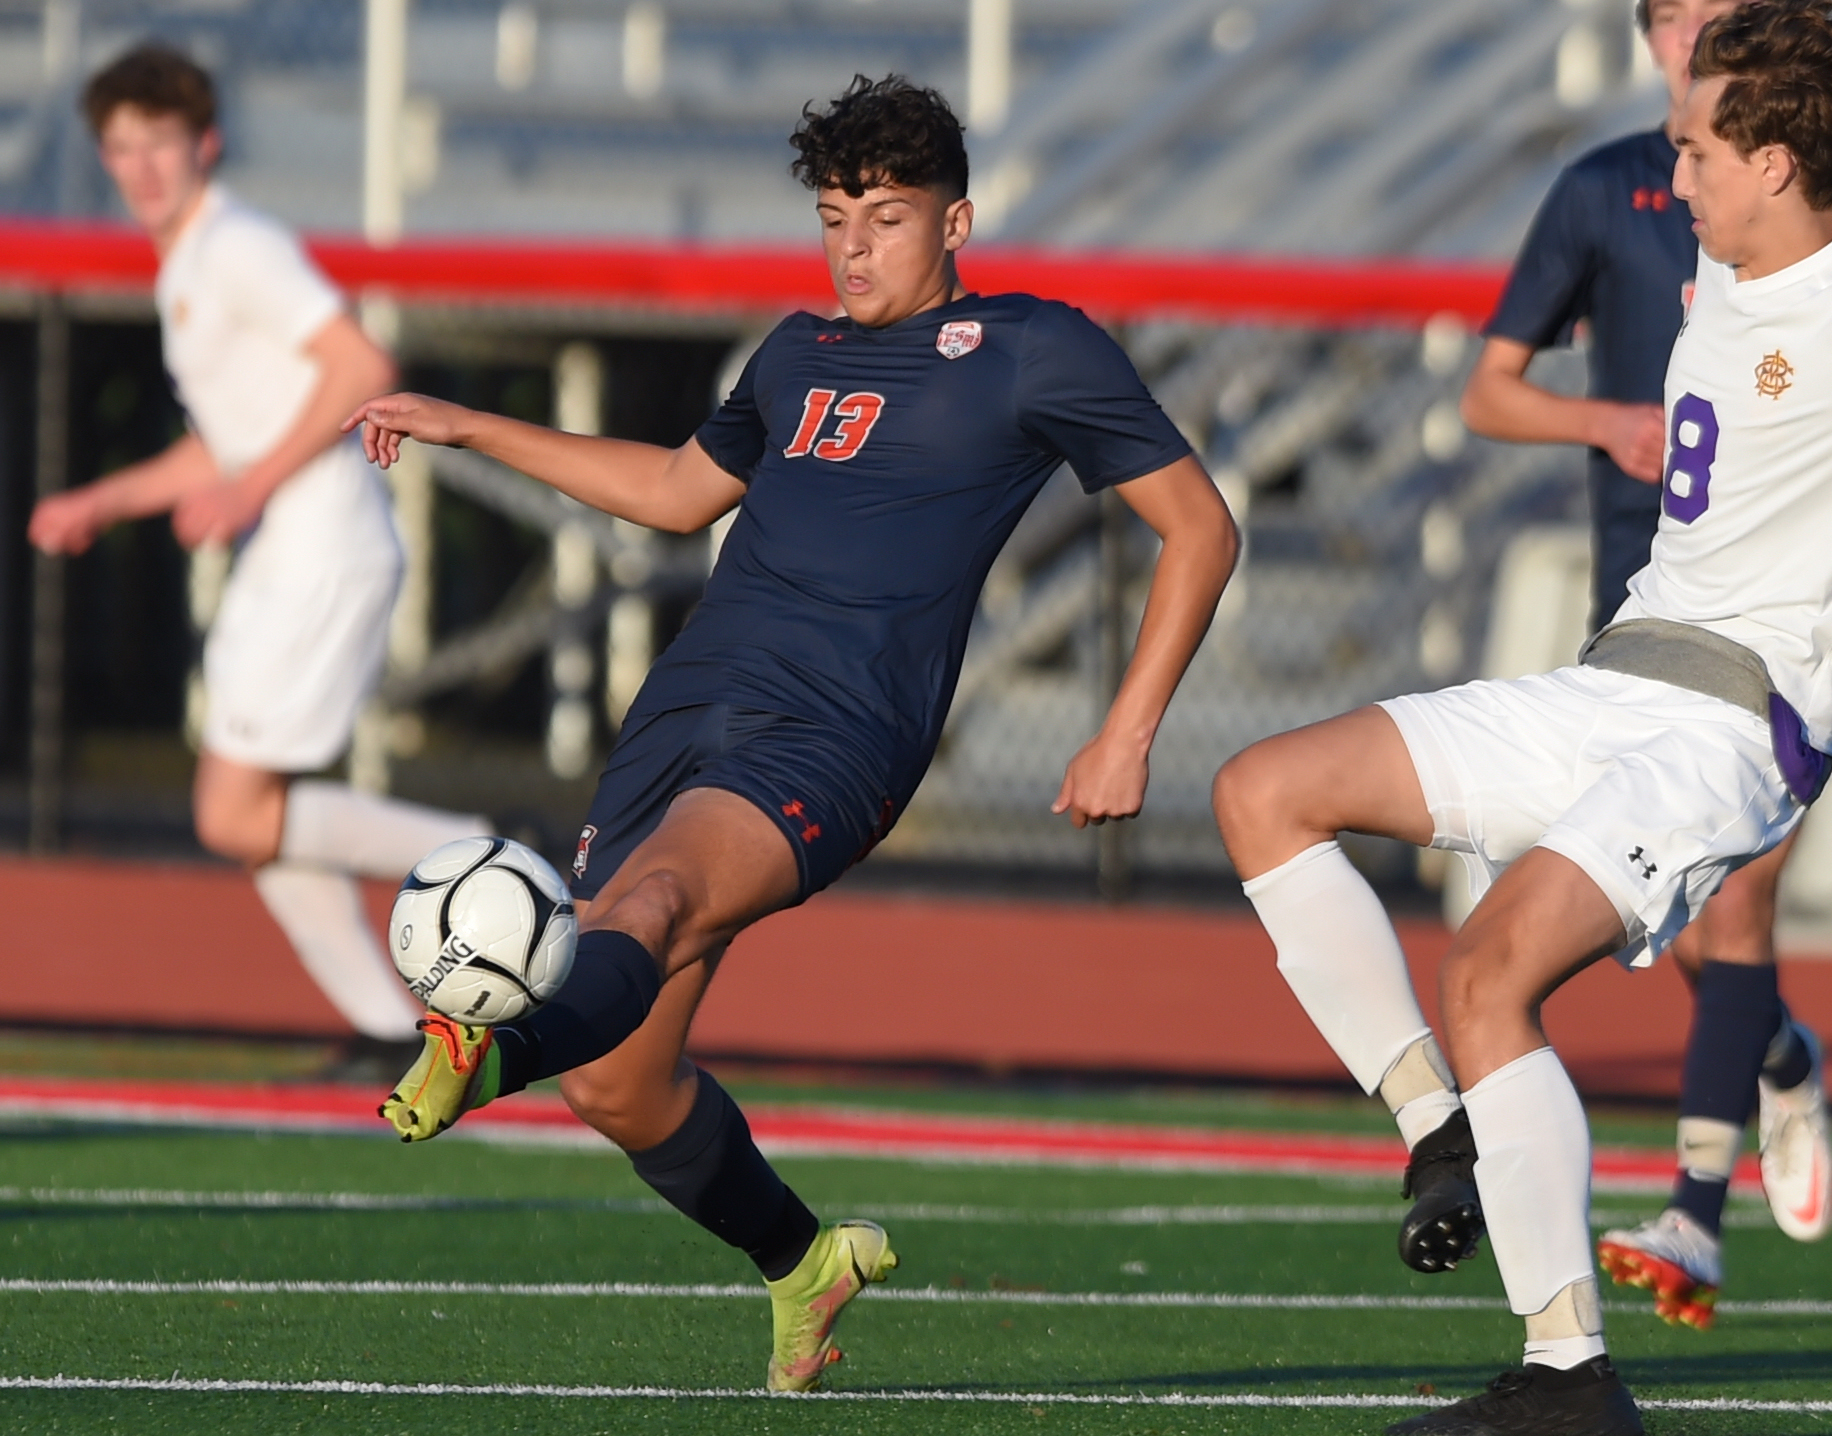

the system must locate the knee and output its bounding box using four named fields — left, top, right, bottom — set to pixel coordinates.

left=1438, top=924, right=1539, bottom=1029
left=559, top=1063, right=689, bottom=1151
left=598, top=867, right=732, bottom=967
left=598, top=867, right=693, bottom=944
left=1698, top=866, right=1778, bottom=955
left=559, top=1064, right=643, bottom=1144
left=193, top=797, right=278, bottom=868
left=1212, top=745, right=1289, bottom=852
